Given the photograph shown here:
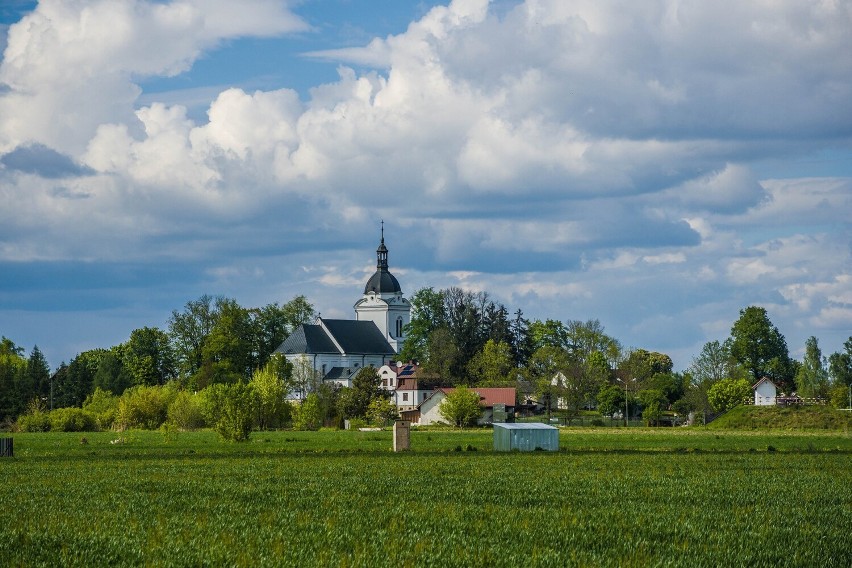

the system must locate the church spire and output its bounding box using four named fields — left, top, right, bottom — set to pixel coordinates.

left=376, top=220, right=388, bottom=270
